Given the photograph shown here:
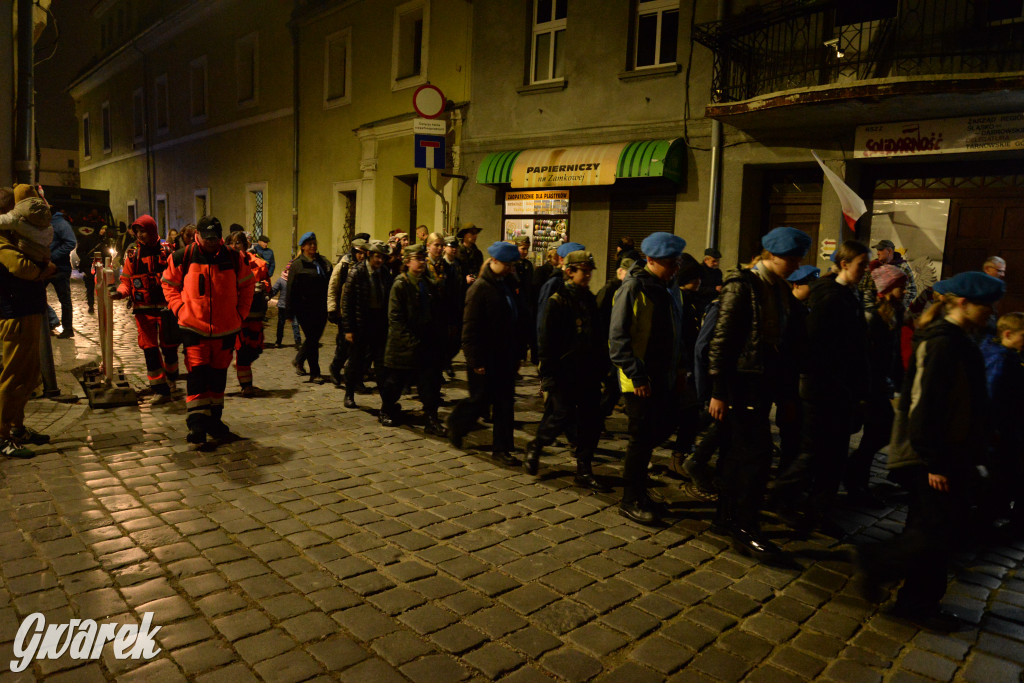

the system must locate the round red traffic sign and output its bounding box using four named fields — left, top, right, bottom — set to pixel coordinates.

left=413, top=84, right=446, bottom=119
